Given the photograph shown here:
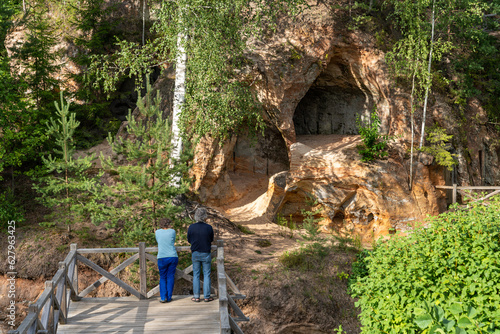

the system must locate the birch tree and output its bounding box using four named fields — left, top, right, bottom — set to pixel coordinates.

left=89, top=0, right=305, bottom=151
